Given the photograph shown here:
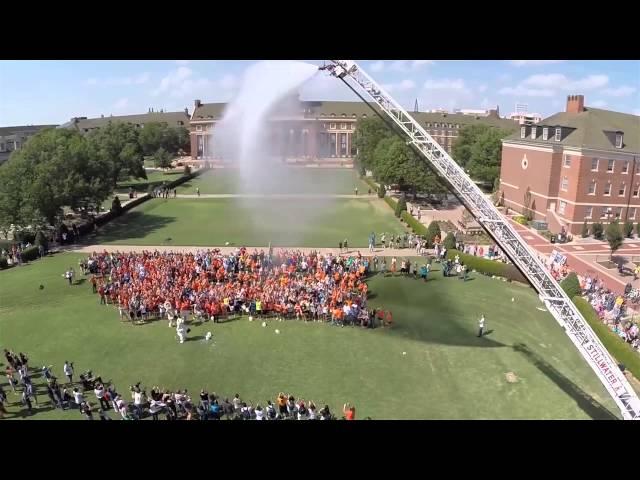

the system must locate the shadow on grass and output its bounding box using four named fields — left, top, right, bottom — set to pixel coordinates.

left=94, top=212, right=177, bottom=244
left=513, top=342, right=618, bottom=420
